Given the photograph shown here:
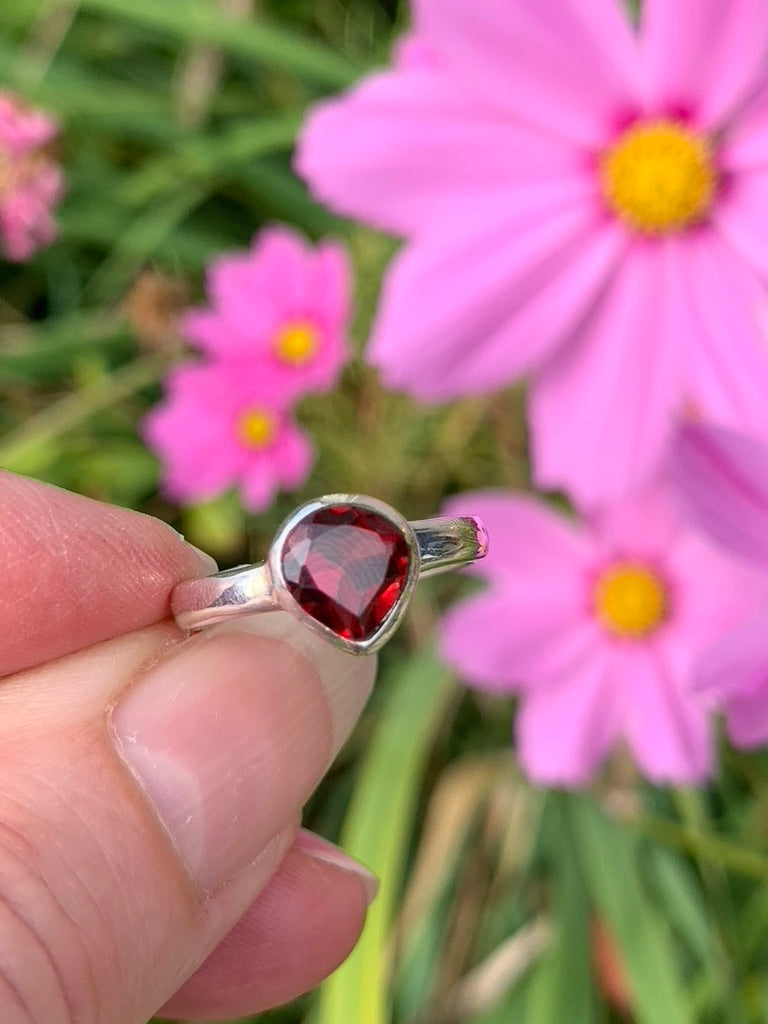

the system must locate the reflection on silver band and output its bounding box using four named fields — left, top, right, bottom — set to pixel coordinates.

left=172, top=515, right=487, bottom=633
